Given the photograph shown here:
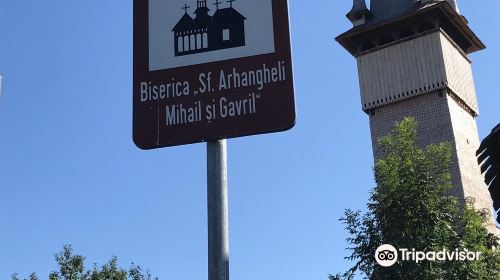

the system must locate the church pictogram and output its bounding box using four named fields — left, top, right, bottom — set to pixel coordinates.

left=172, top=0, right=247, bottom=56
